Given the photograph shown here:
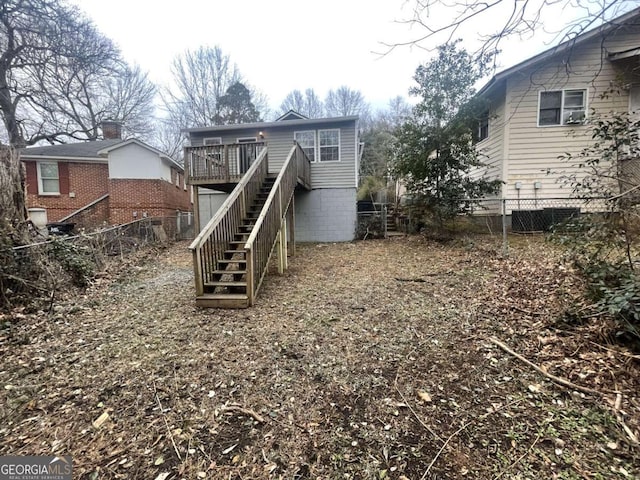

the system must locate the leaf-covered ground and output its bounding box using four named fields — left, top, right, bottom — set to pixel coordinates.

left=1, top=236, right=638, bottom=479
